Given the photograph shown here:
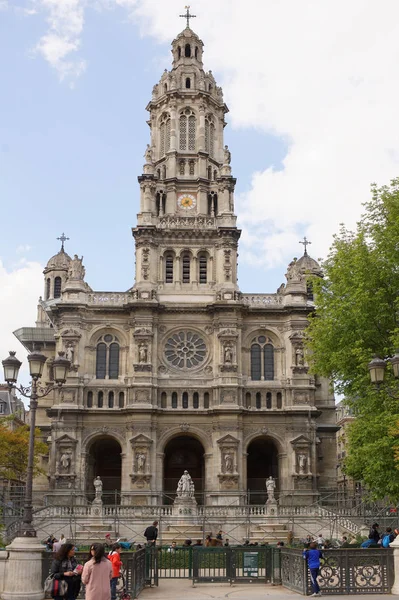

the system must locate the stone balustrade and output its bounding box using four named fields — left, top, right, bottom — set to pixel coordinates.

left=242, top=294, right=283, bottom=307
